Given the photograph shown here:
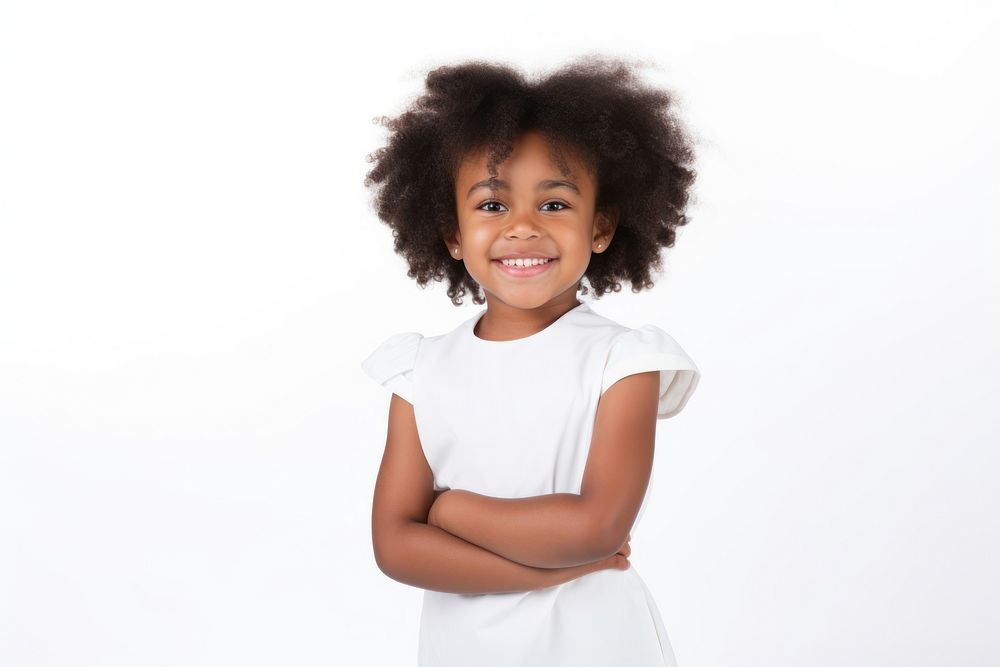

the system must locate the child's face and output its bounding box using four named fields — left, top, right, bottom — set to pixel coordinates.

left=448, top=130, right=617, bottom=311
